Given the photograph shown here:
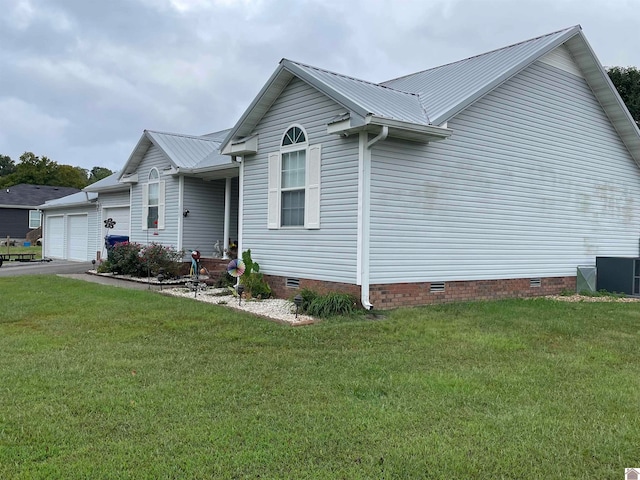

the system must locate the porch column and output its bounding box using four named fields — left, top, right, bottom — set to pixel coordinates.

left=223, top=177, right=231, bottom=259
